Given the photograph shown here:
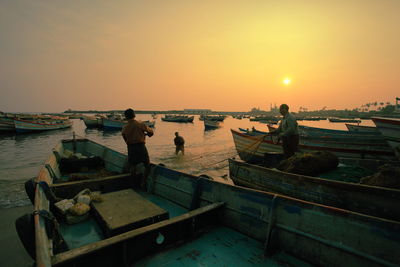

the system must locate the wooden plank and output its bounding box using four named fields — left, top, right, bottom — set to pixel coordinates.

left=92, top=189, right=169, bottom=237
left=229, top=159, right=400, bottom=221
left=51, top=202, right=224, bottom=266
left=51, top=173, right=131, bottom=199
